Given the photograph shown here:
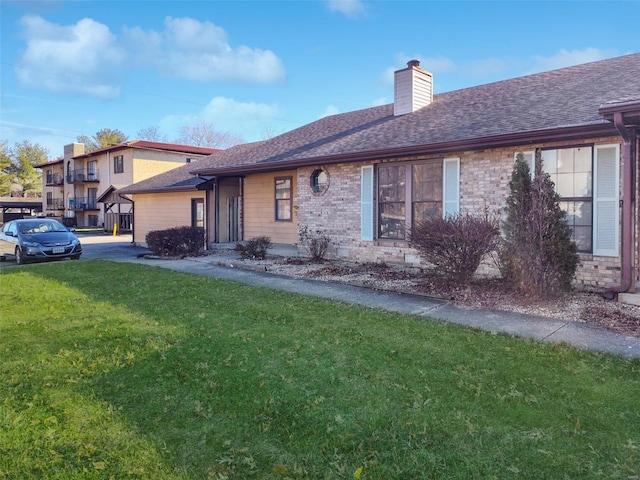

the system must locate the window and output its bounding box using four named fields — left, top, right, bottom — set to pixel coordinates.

left=541, top=146, right=593, bottom=252
left=114, top=155, right=124, bottom=174
left=376, top=159, right=458, bottom=240
left=191, top=198, right=204, bottom=228
left=88, top=188, right=98, bottom=209
left=46, top=191, right=53, bottom=208
left=519, top=144, right=619, bottom=256
left=275, top=177, right=293, bottom=221
left=186, top=158, right=196, bottom=163
left=87, top=161, right=97, bottom=180
left=378, top=164, right=406, bottom=239
left=310, top=168, right=329, bottom=195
